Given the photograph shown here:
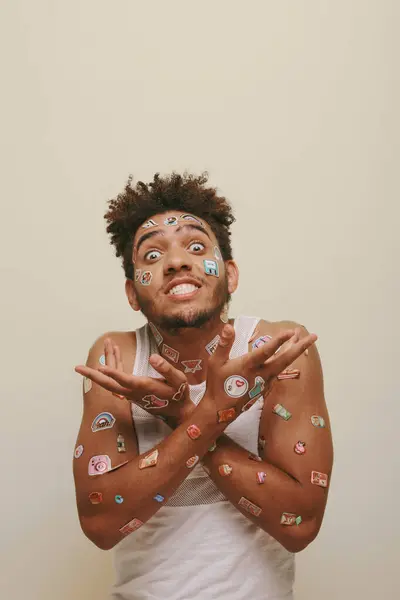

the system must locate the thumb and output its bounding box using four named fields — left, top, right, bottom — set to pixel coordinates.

left=210, top=324, right=235, bottom=366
